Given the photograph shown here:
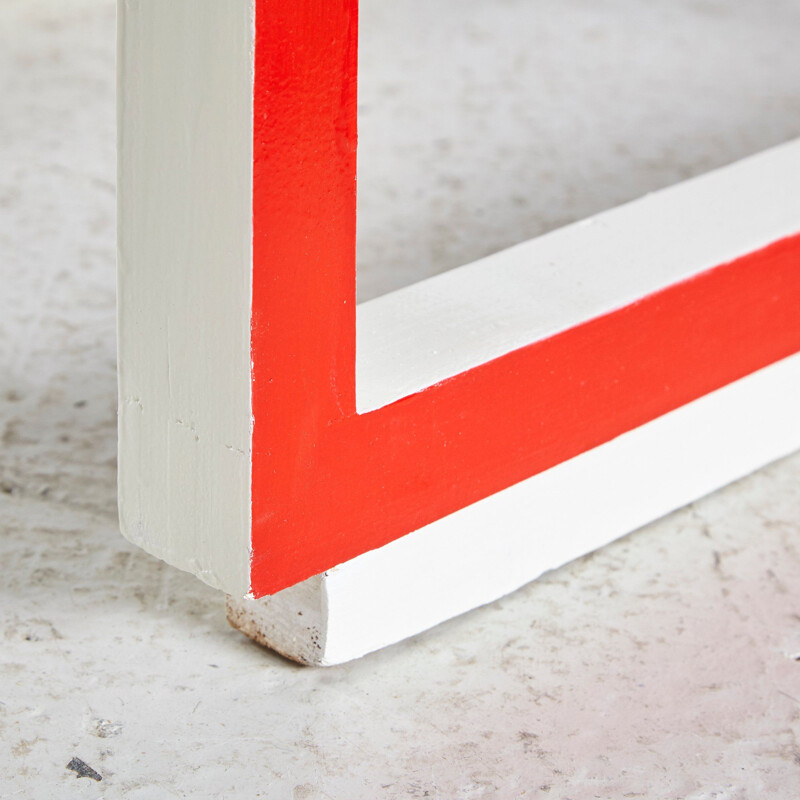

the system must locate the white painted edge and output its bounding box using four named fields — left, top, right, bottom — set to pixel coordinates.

left=230, top=351, right=800, bottom=665
left=117, top=0, right=255, bottom=595
left=356, top=138, right=800, bottom=412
